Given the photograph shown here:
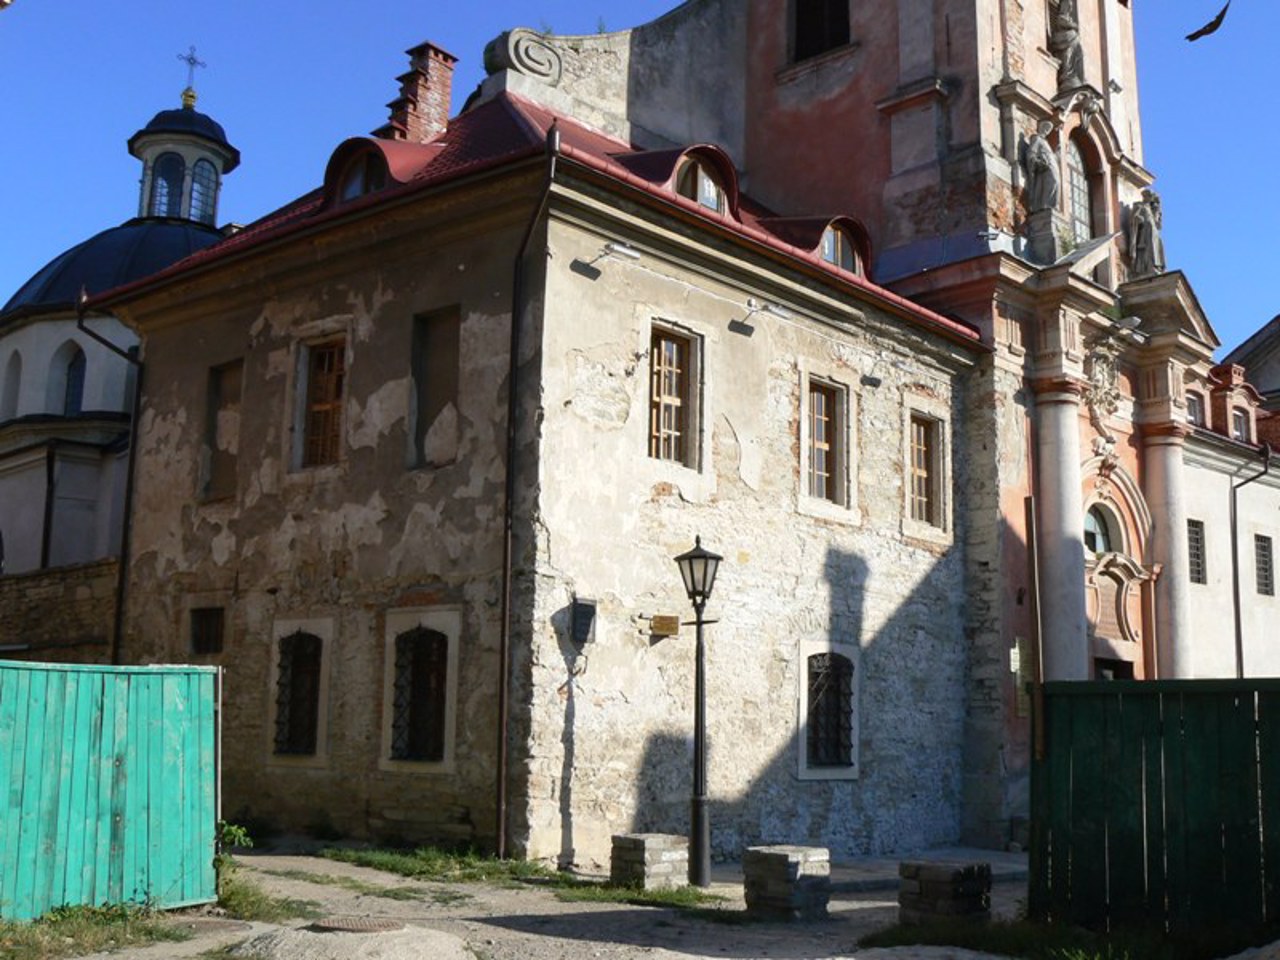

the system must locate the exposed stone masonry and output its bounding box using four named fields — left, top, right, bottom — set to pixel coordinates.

left=0, top=559, right=116, bottom=664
